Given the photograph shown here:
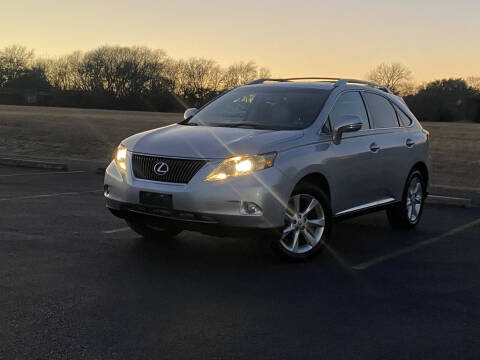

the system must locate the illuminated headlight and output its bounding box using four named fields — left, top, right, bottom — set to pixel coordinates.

left=115, top=144, right=127, bottom=171
left=206, top=153, right=276, bottom=181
